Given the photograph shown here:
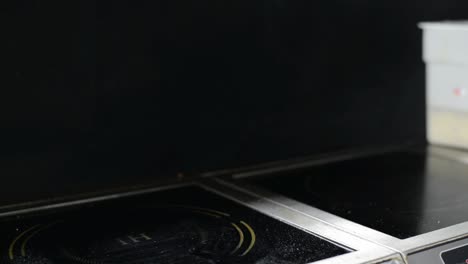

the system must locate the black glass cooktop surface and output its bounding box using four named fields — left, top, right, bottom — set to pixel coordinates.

left=0, top=186, right=348, bottom=264
left=248, top=150, right=468, bottom=239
